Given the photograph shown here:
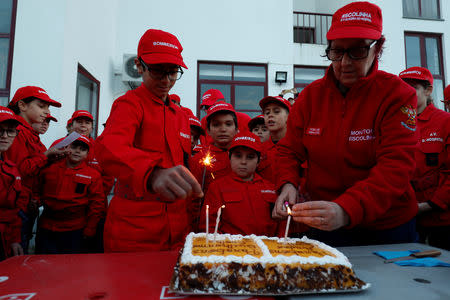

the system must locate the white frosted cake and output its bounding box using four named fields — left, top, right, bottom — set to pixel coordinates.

left=170, top=232, right=367, bottom=294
